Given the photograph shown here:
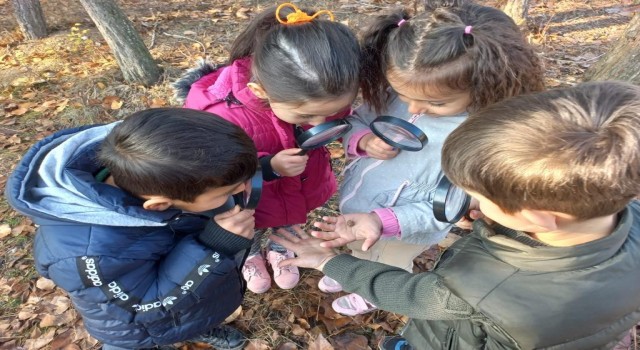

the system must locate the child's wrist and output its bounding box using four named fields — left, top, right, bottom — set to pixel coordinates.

left=317, top=254, right=337, bottom=271
left=372, top=208, right=401, bottom=238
